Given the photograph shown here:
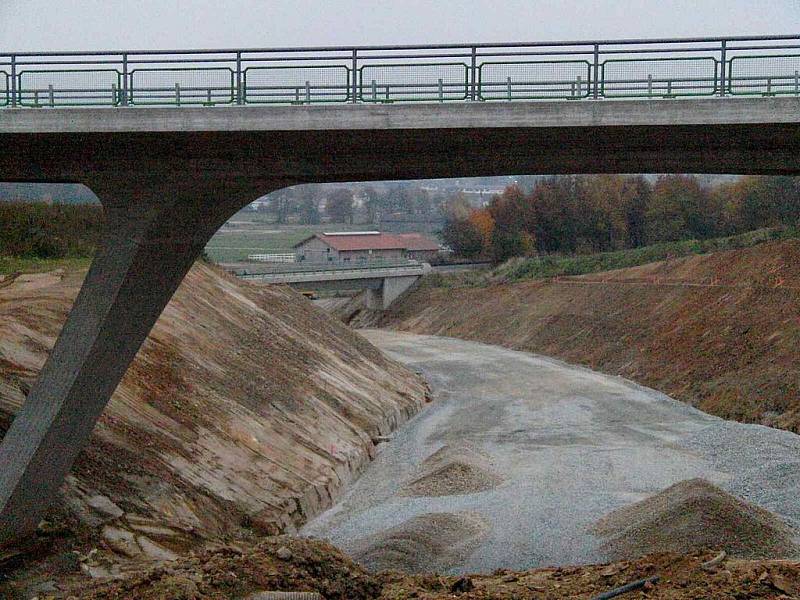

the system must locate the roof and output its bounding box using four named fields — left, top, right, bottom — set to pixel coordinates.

left=294, top=232, right=404, bottom=251
left=394, top=233, right=440, bottom=252
left=293, top=232, right=439, bottom=252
